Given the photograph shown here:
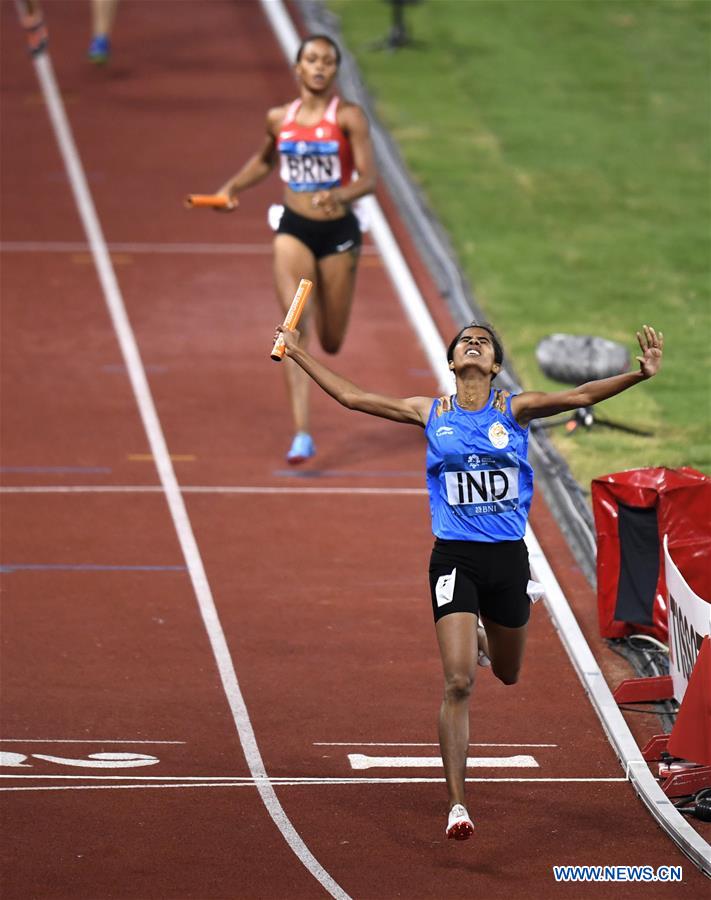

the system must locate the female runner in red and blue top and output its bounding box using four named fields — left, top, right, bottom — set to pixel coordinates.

left=216, top=34, right=377, bottom=464
left=274, top=319, right=664, bottom=840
